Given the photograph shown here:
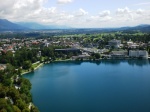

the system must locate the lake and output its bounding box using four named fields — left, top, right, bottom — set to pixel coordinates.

left=24, top=60, right=150, bottom=112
